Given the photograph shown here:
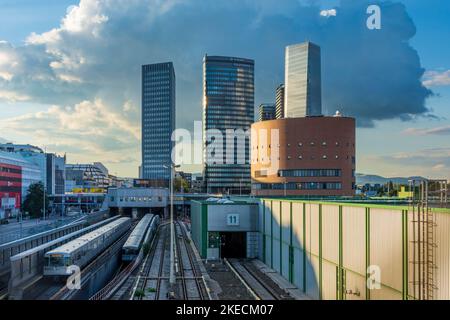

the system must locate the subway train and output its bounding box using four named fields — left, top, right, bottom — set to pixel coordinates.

left=122, top=214, right=160, bottom=262
left=43, top=217, right=131, bottom=276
